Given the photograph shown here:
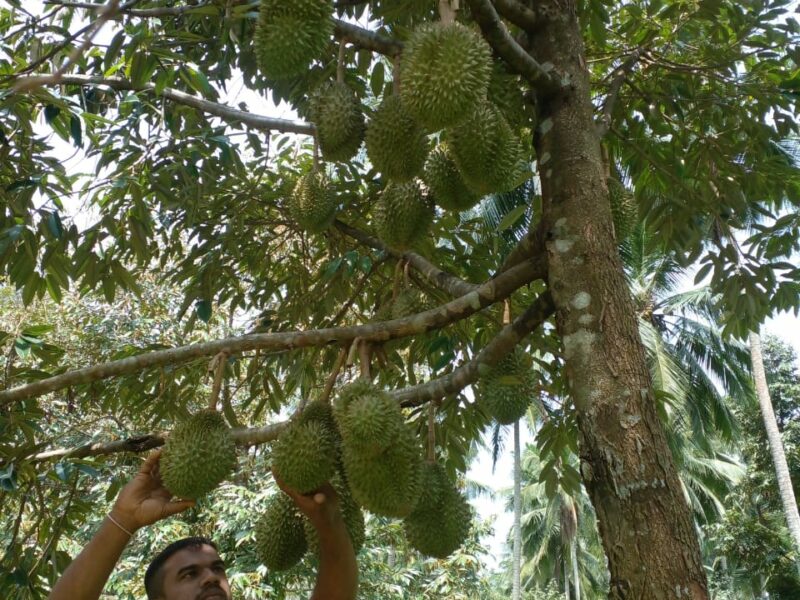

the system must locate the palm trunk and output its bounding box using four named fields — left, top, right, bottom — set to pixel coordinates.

left=749, top=331, right=800, bottom=563
left=571, top=537, right=580, bottom=600
left=513, top=419, right=522, bottom=600
left=564, top=554, right=571, bottom=600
